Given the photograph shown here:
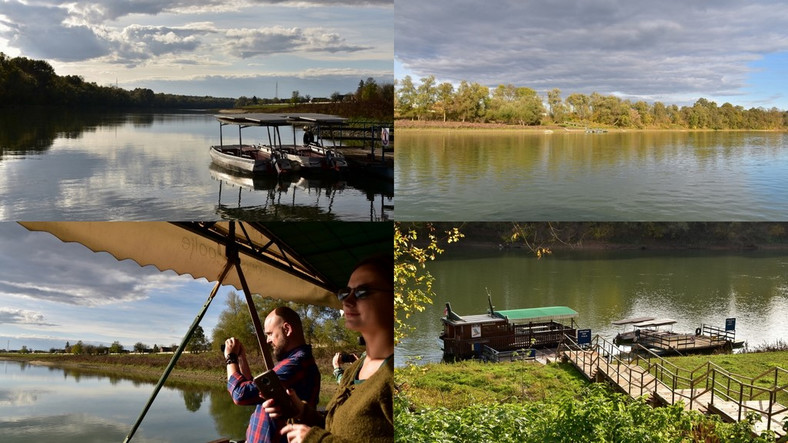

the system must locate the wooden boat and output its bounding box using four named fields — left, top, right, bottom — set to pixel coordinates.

left=210, top=114, right=294, bottom=175
left=439, top=296, right=579, bottom=361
